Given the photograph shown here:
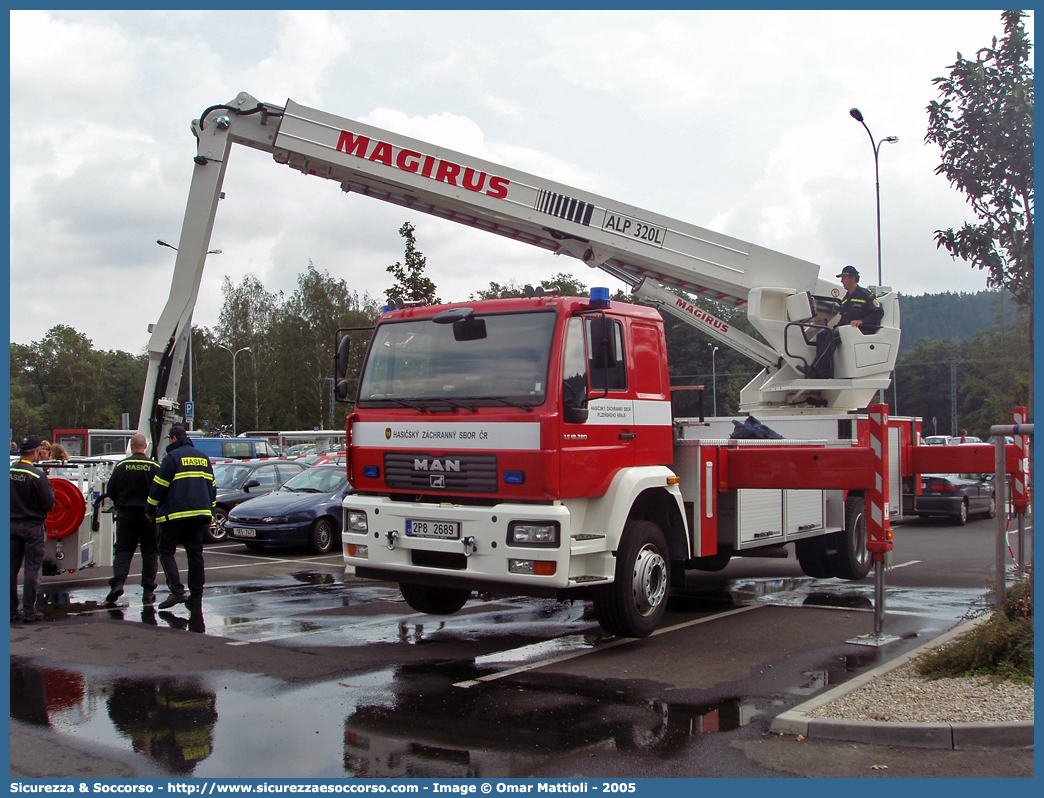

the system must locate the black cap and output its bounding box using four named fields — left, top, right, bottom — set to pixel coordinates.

left=836, top=265, right=859, bottom=278
left=168, top=425, right=187, bottom=440
left=19, top=434, right=43, bottom=452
